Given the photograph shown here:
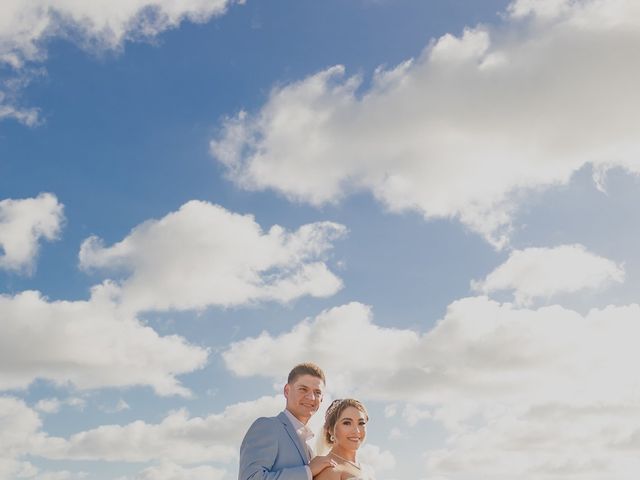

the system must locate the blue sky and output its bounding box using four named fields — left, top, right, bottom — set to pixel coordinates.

left=2, top=1, right=640, bottom=479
